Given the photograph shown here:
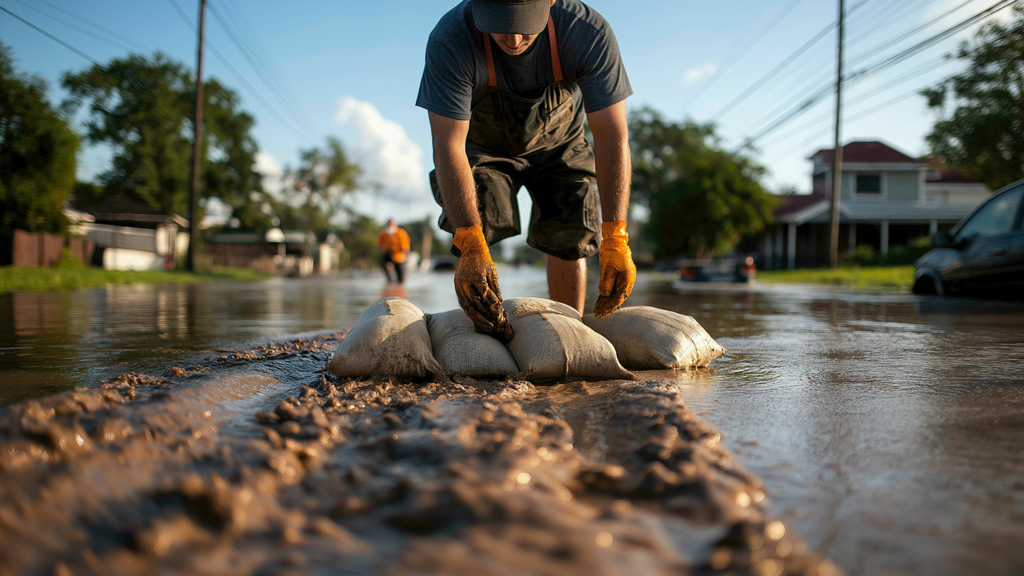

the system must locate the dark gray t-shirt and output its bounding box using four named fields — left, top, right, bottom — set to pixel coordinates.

left=416, top=0, right=632, bottom=137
